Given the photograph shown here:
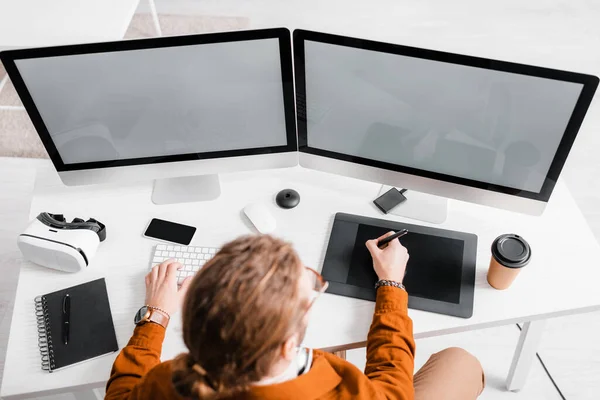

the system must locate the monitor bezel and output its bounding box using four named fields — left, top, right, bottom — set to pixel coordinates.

left=0, top=28, right=298, bottom=172
left=293, top=29, right=599, bottom=202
